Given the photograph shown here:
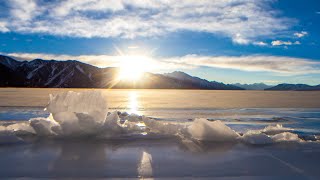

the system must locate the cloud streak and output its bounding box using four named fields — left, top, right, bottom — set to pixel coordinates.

left=271, top=40, right=300, bottom=46
left=167, top=54, right=320, bottom=74
left=294, top=31, right=308, bottom=38
left=3, top=52, right=320, bottom=75
left=0, top=0, right=294, bottom=45
left=2, top=52, right=194, bottom=71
